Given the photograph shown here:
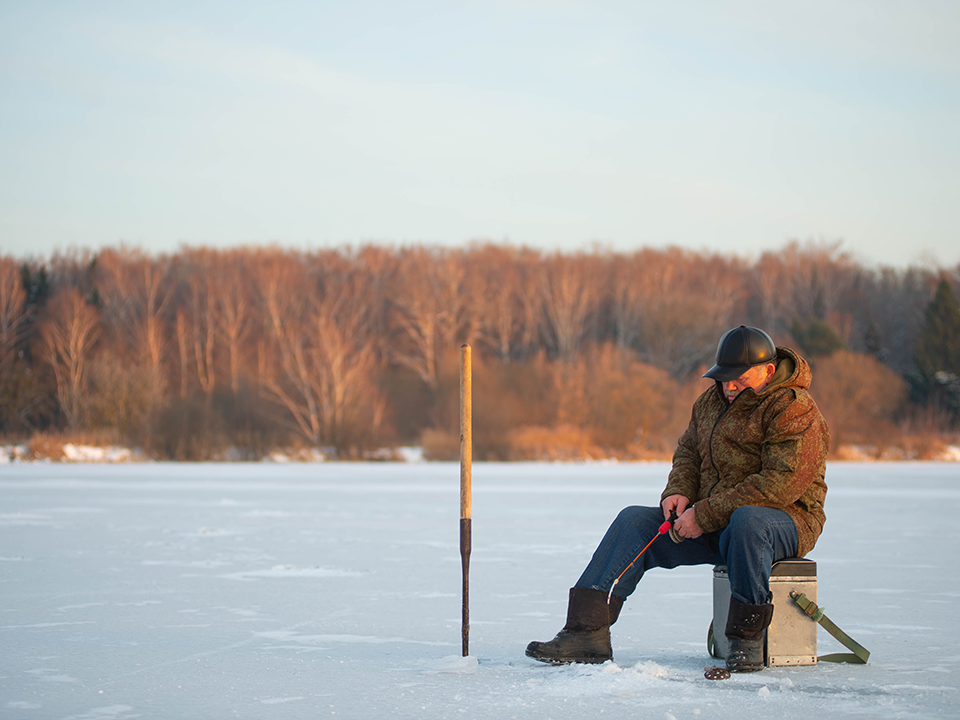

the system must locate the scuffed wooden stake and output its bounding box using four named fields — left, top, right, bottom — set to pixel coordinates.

left=459, top=344, right=472, bottom=657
